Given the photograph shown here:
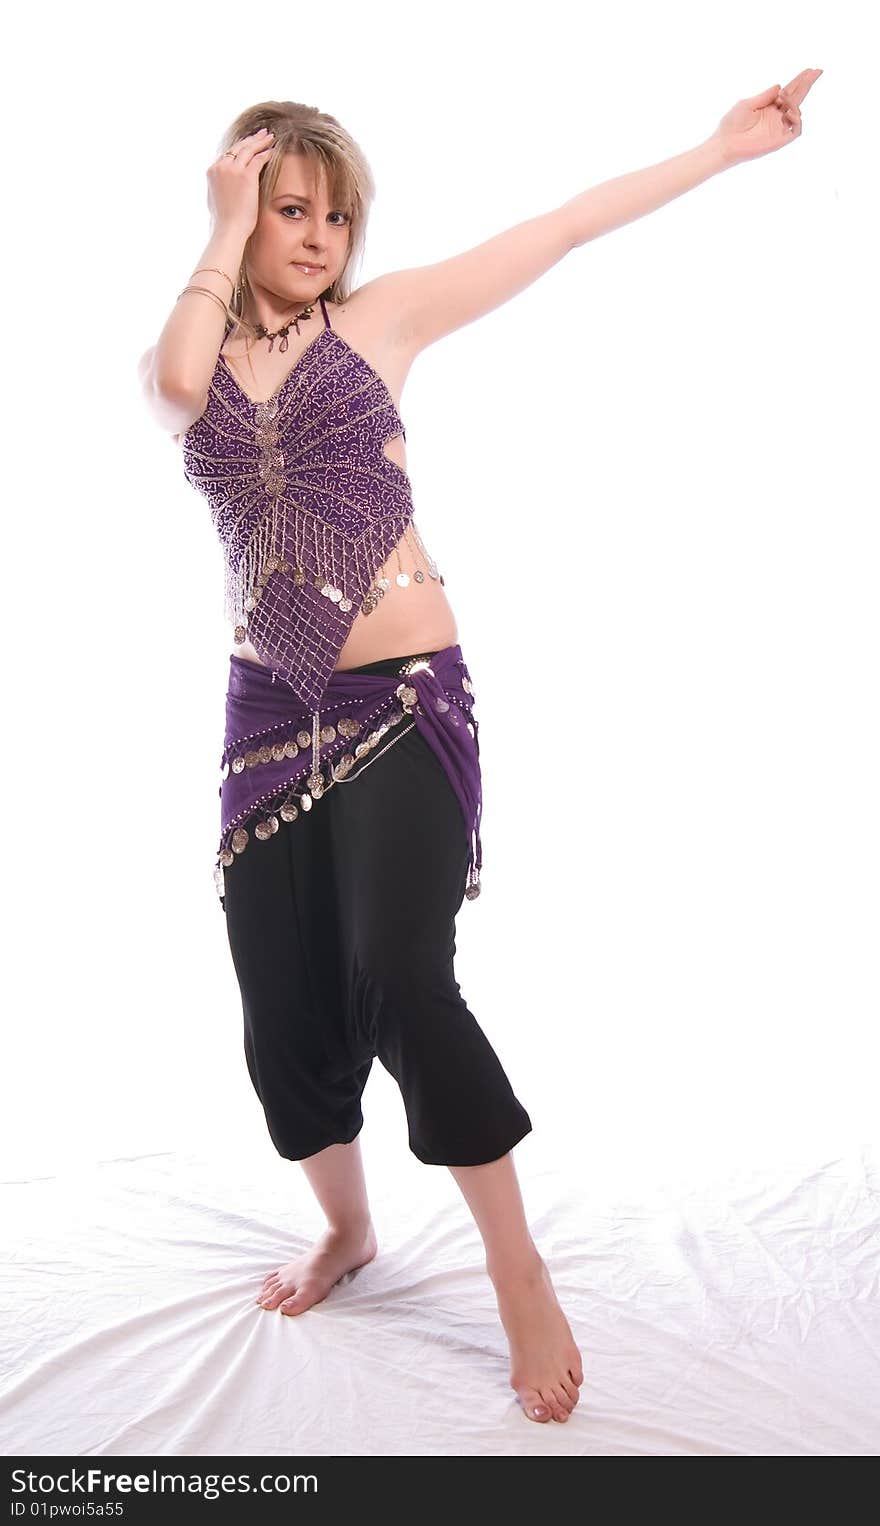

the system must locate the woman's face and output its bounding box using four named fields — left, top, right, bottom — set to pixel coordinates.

left=245, top=151, right=352, bottom=311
